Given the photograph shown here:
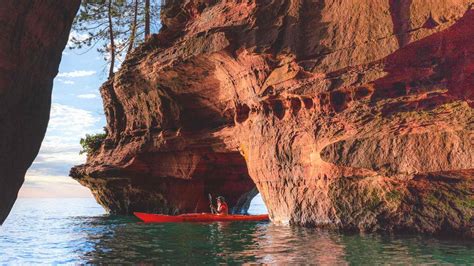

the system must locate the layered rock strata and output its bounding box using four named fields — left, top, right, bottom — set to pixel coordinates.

left=72, top=0, right=473, bottom=236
